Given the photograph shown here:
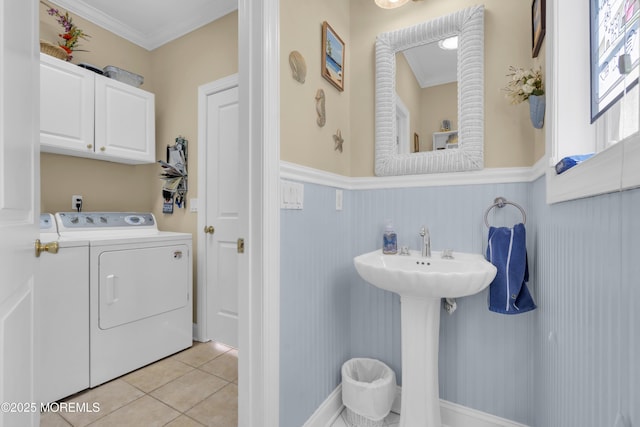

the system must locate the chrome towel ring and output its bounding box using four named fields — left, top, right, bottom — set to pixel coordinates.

left=484, top=197, right=526, bottom=228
